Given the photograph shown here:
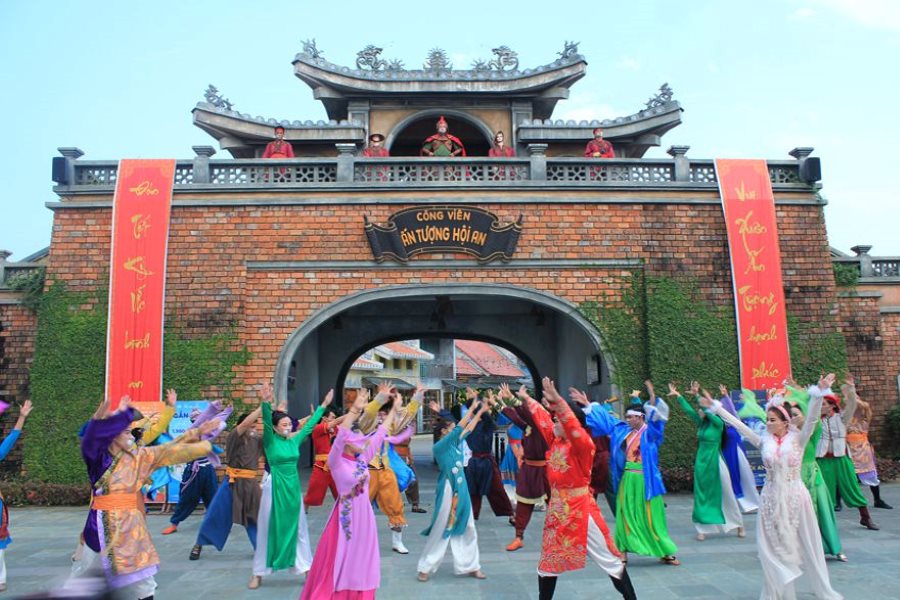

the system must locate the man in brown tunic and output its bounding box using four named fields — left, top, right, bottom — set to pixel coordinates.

left=190, top=385, right=270, bottom=560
